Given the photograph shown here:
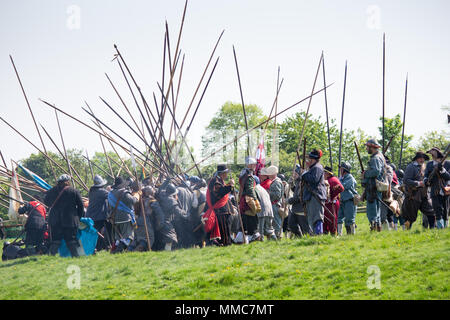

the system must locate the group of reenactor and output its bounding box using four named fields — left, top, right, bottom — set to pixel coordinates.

left=14, top=138, right=449, bottom=256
